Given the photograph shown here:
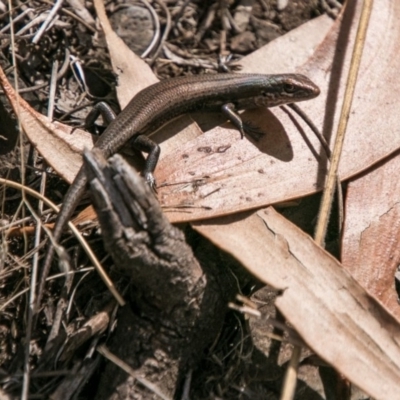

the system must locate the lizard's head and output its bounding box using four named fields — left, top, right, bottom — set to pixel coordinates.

left=254, top=74, right=320, bottom=108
